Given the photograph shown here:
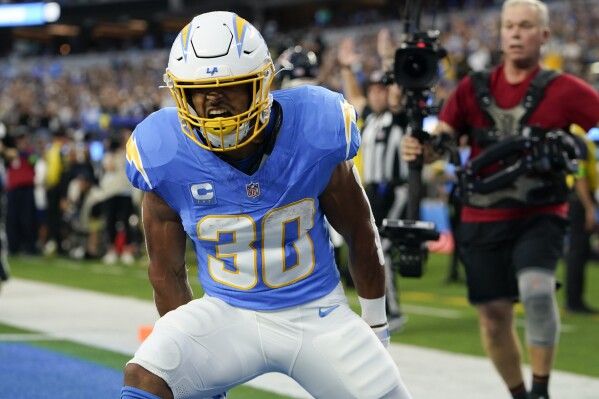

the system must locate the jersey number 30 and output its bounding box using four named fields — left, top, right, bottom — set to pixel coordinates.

left=197, top=199, right=316, bottom=290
